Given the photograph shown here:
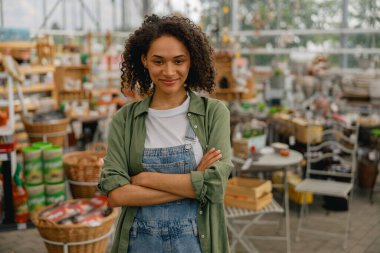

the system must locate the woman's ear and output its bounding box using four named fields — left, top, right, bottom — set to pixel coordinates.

left=141, top=55, right=147, bottom=68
